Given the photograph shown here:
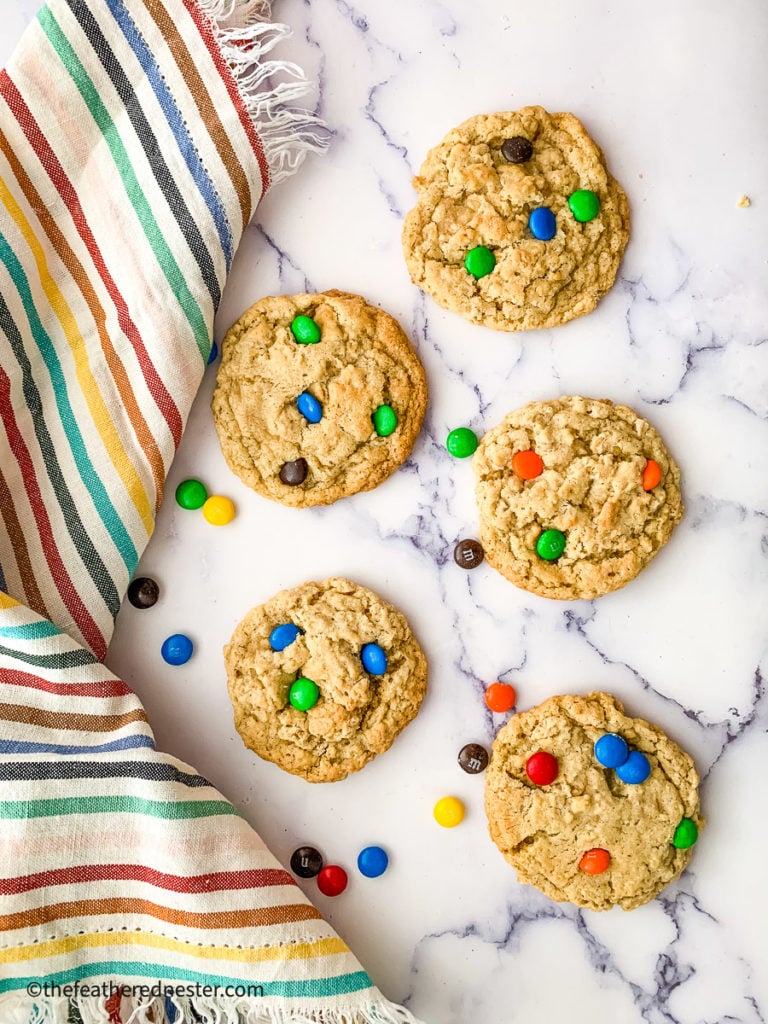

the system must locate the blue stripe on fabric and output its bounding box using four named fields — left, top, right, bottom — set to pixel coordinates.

left=105, top=0, right=233, bottom=271
left=0, top=619, right=62, bottom=640
left=0, top=733, right=155, bottom=755
left=0, top=231, right=137, bottom=572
